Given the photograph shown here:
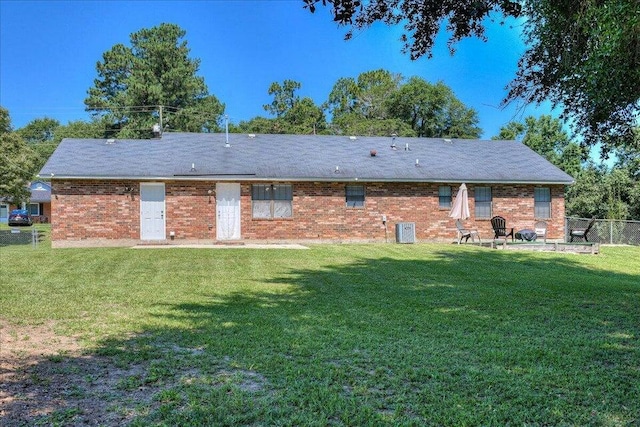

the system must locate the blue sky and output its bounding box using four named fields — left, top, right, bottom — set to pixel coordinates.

left=0, top=0, right=554, bottom=138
